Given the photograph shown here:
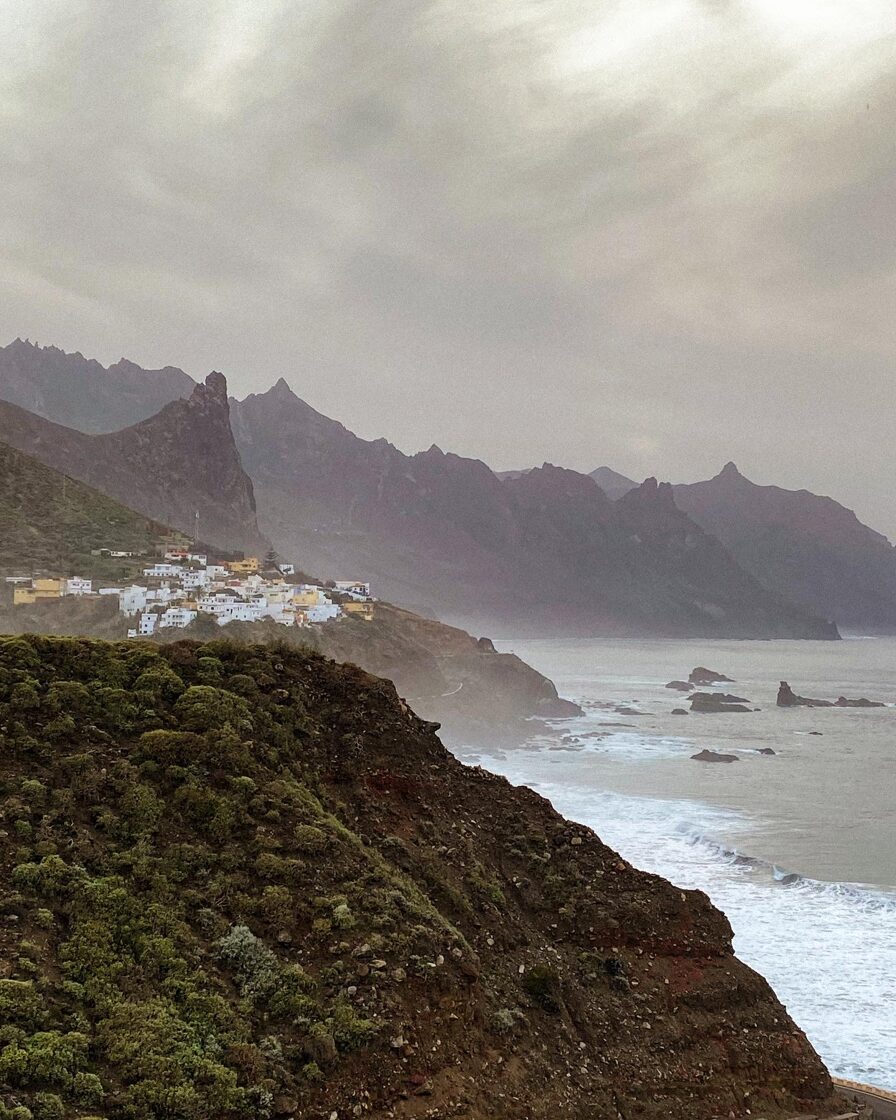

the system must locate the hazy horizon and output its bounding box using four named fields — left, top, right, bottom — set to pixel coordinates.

left=2, top=2, right=895, bottom=531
